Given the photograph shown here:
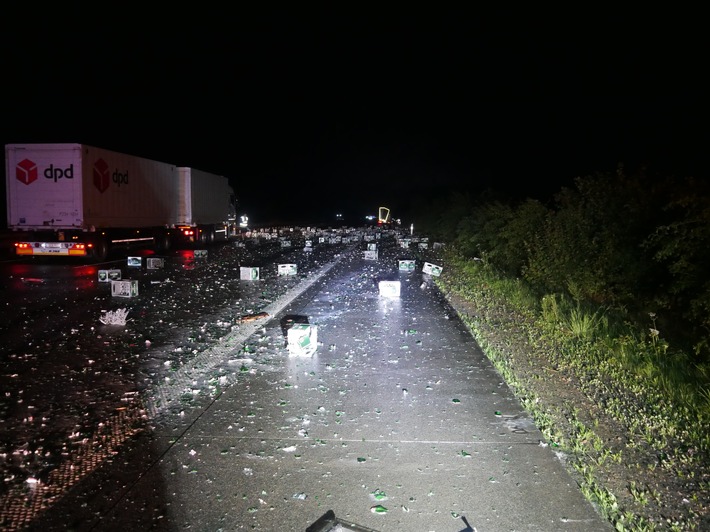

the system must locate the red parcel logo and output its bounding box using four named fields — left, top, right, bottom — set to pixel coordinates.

left=93, top=158, right=110, bottom=193
left=15, top=158, right=38, bottom=185
left=93, top=159, right=127, bottom=192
